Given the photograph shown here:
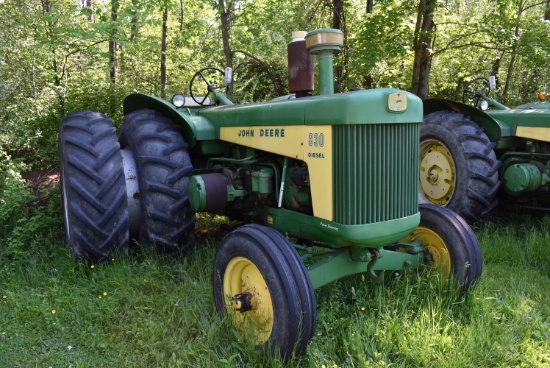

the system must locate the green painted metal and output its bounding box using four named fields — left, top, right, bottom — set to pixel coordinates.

left=503, top=162, right=542, bottom=193
left=123, top=93, right=216, bottom=148
left=198, top=89, right=422, bottom=135
left=481, top=95, right=509, bottom=110
left=306, top=247, right=422, bottom=289
left=211, top=89, right=234, bottom=106
left=188, top=175, right=207, bottom=212
left=267, top=207, right=420, bottom=248
left=424, top=97, right=550, bottom=147
left=333, top=123, right=419, bottom=224
left=317, top=50, right=335, bottom=95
